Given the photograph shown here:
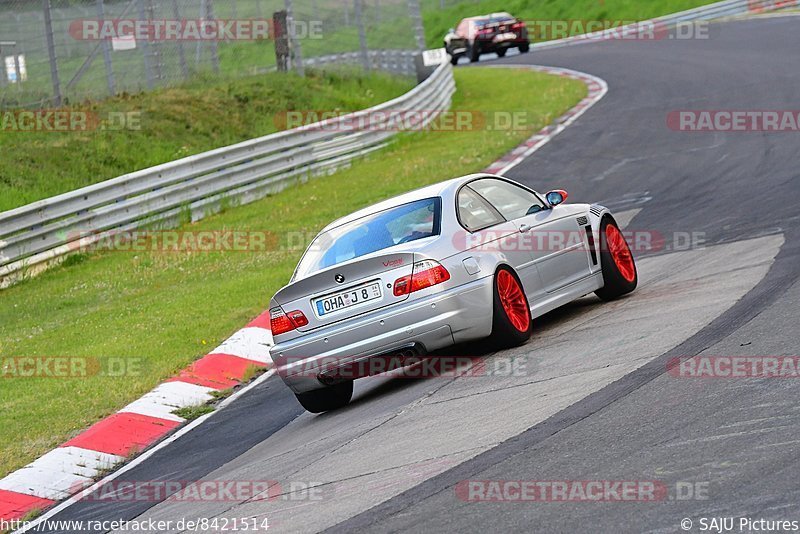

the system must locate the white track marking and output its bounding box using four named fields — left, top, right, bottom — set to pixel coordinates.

left=0, top=448, right=123, bottom=500
left=120, top=382, right=217, bottom=422
left=16, top=369, right=276, bottom=533
left=210, top=327, right=274, bottom=364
